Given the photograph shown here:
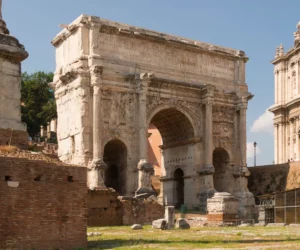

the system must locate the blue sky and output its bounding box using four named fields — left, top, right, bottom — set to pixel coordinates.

left=3, top=0, right=300, bottom=165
